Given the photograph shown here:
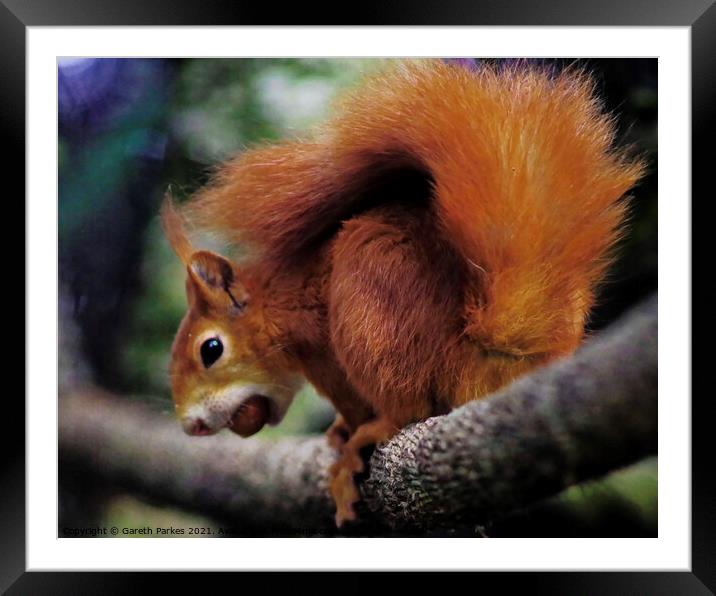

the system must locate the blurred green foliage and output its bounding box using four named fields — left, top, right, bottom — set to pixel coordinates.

left=102, top=495, right=218, bottom=538
left=172, top=58, right=382, bottom=162
left=487, top=458, right=658, bottom=538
